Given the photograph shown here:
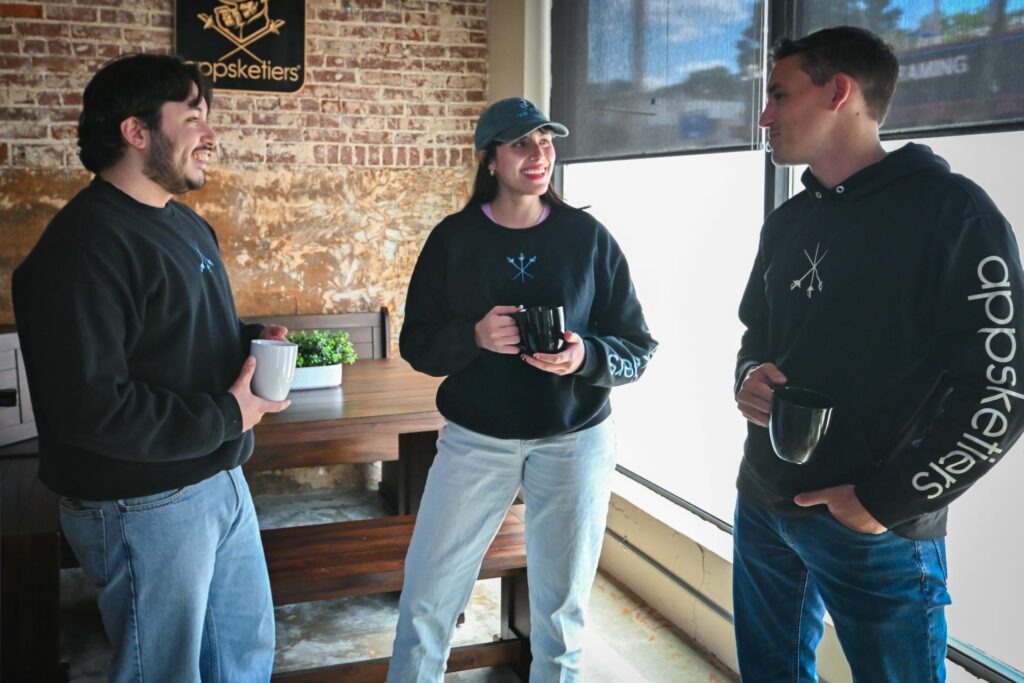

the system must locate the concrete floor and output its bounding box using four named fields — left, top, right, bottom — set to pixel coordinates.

left=61, top=489, right=736, bottom=682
